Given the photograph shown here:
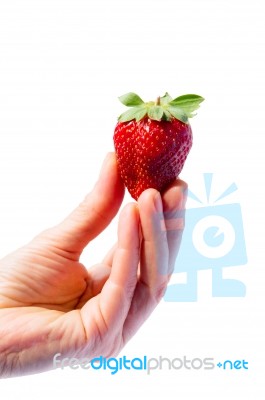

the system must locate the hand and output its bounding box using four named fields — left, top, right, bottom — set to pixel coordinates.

left=0, top=153, right=187, bottom=378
